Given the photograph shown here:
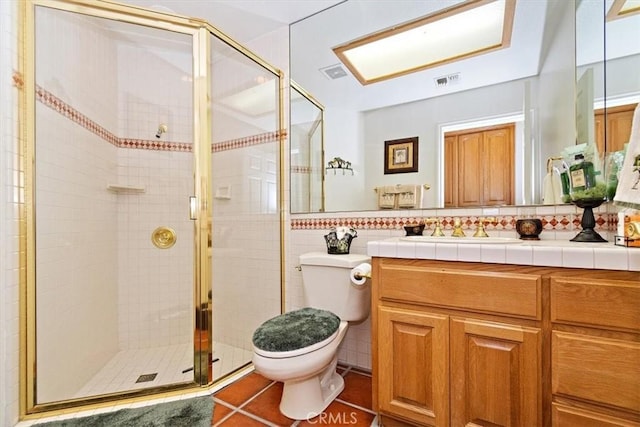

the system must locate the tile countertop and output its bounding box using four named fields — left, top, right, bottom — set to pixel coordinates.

left=367, top=238, right=640, bottom=271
